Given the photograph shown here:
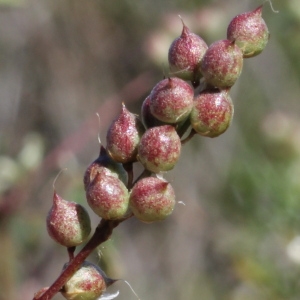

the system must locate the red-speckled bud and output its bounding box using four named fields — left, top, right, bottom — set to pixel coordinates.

left=150, top=77, right=194, bottom=124
left=141, top=95, right=166, bottom=129
left=200, top=39, right=243, bottom=88
left=83, top=146, right=127, bottom=191
left=106, top=103, right=145, bottom=163
left=227, top=5, right=270, bottom=58
left=190, top=88, right=234, bottom=137
left=129, top=176, right=176, bottom=223
left=61, top=261, right=115, bottom=300
left=46, top=191, right=91, bottom=247
left=137, top=125, right=181, bottom=173
left=168, top=18, right=208, bottom=84
left=86, top=172, right=129, bottom=220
